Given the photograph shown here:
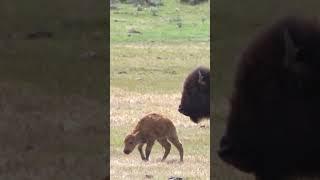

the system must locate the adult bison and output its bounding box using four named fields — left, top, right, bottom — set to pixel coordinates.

left=218, top=16, right=320, bottom=180
left=178, top=66, right=210, bottom=123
